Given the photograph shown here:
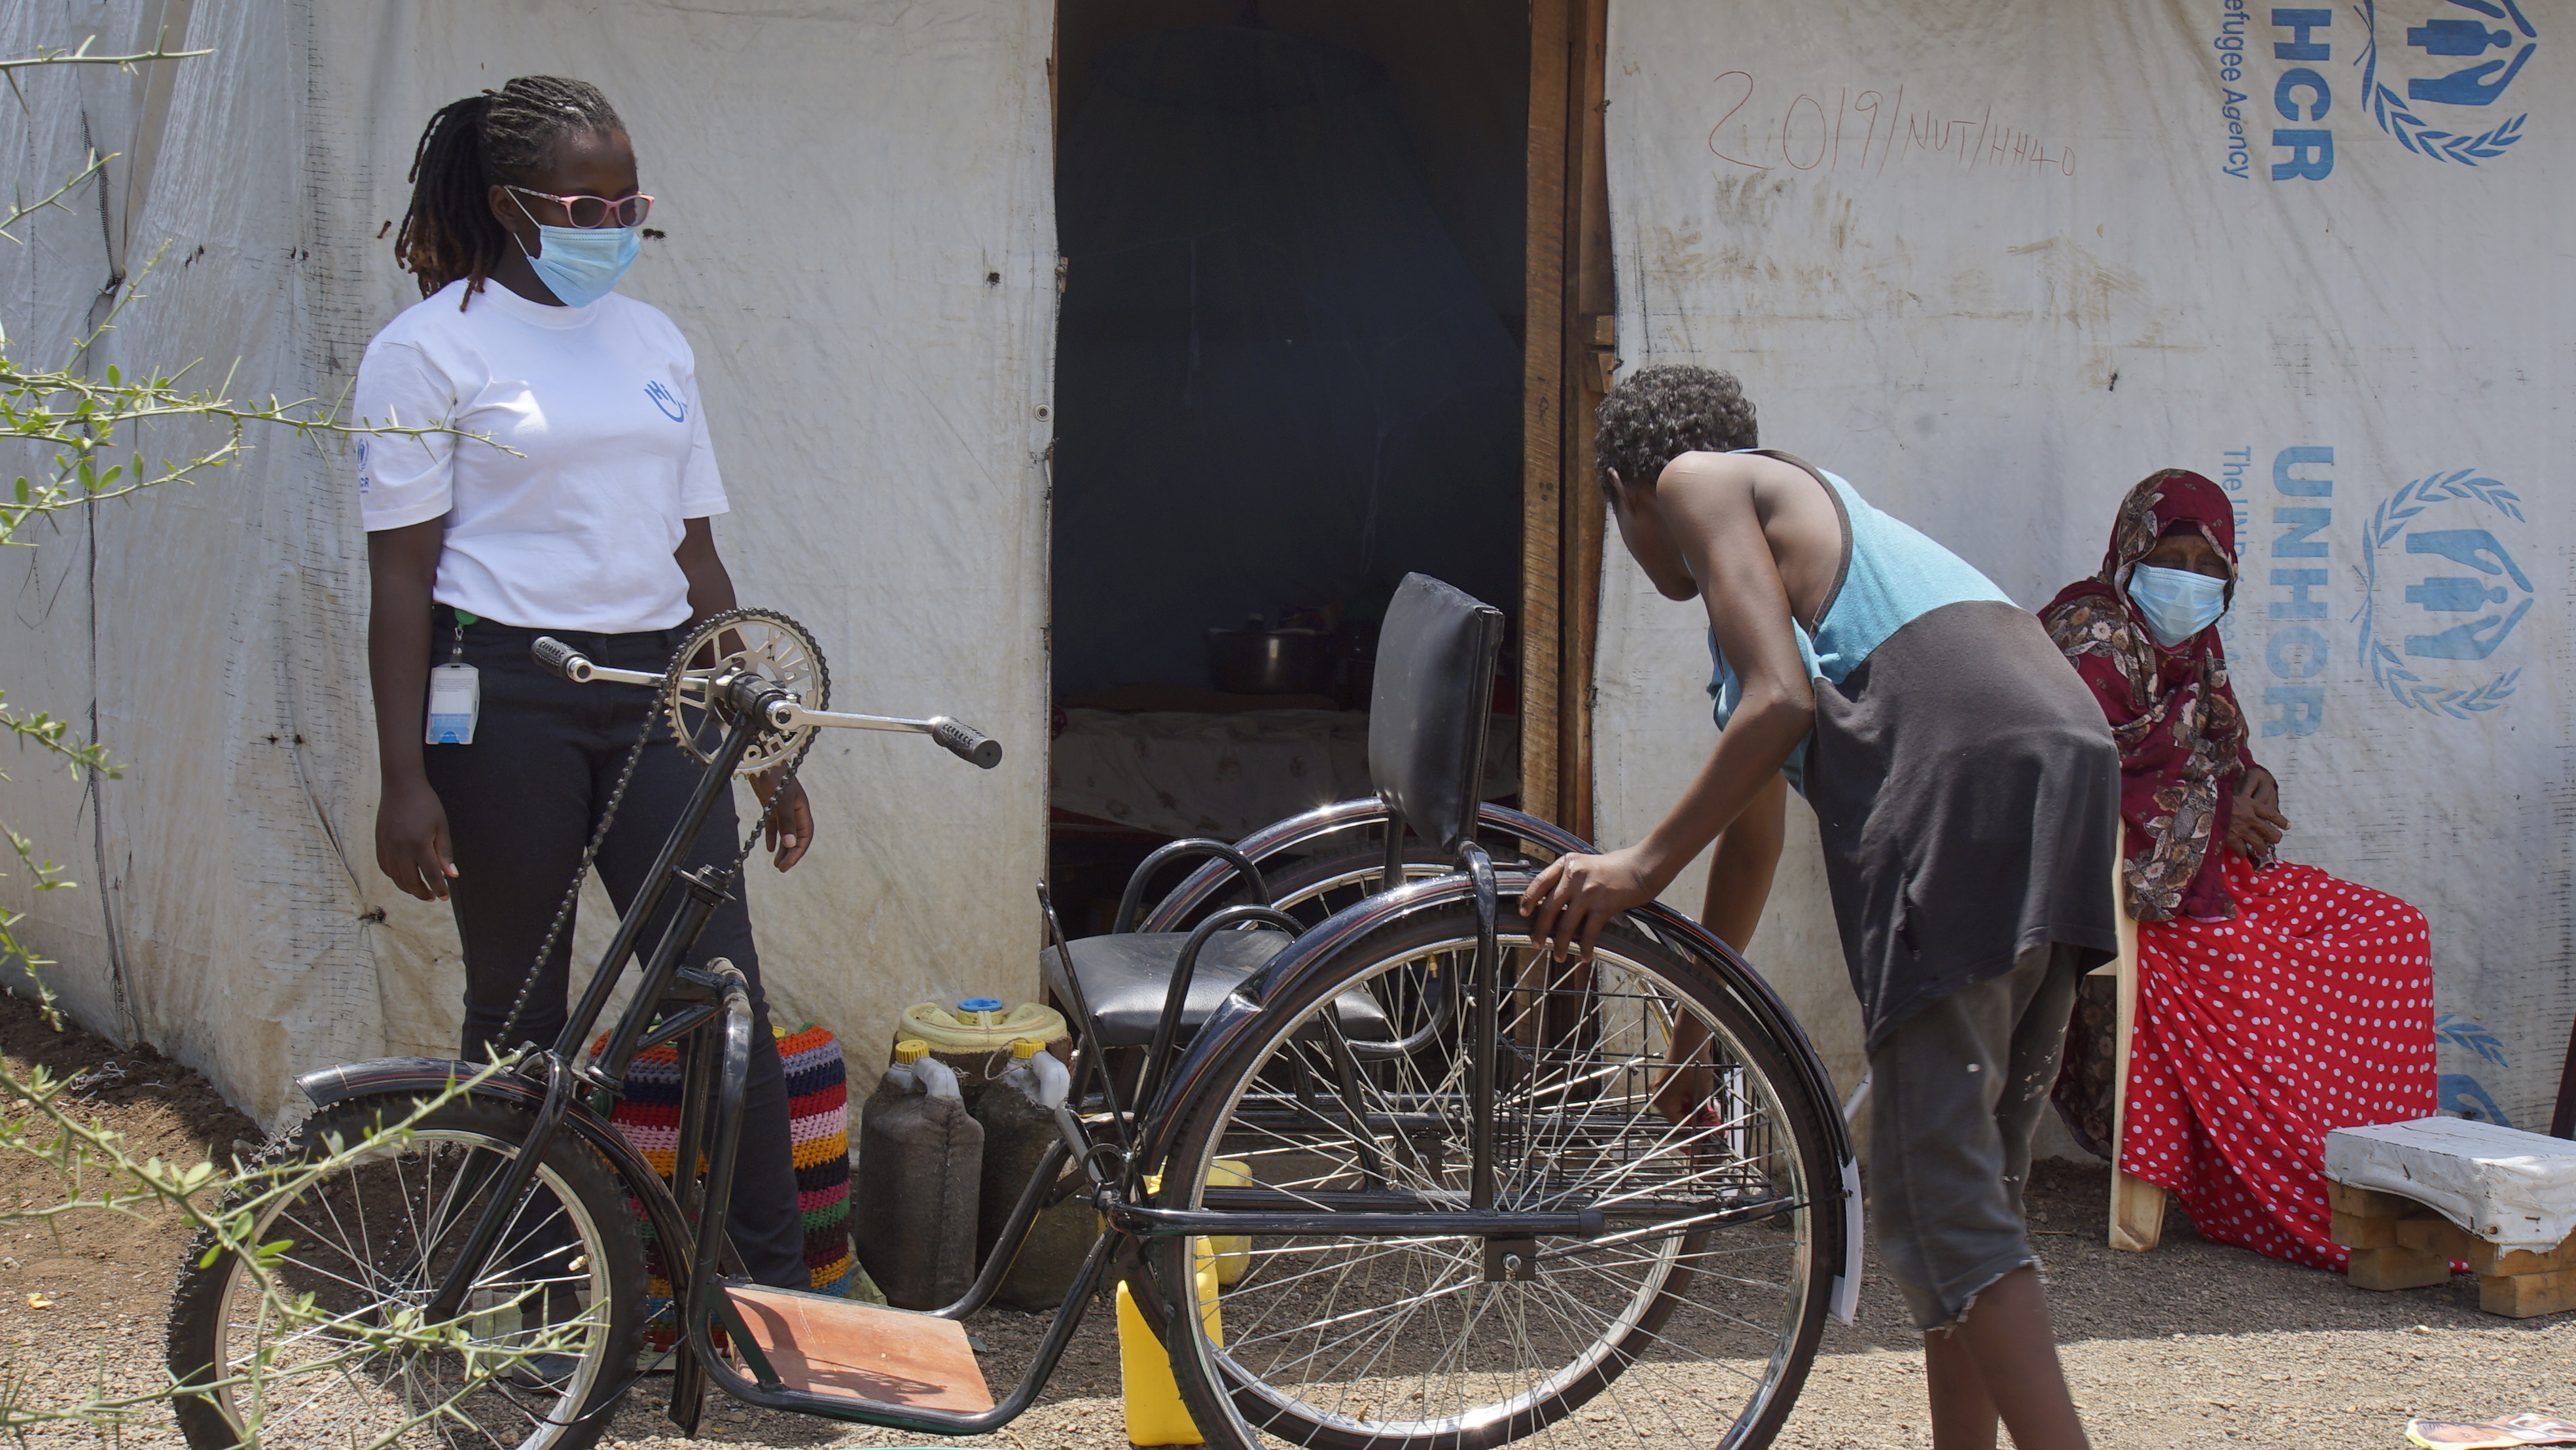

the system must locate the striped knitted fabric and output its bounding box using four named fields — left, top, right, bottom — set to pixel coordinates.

left=604, top=1038, right=687, bottom=1321
left=778, top=1024, right=854, bottom=1296
left=599, top=1023, right=855, bottom=1322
